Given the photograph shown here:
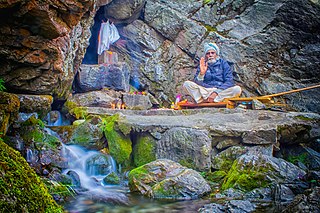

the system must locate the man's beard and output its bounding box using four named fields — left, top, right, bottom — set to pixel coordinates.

left=207, top=58, right=217, bottom=64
